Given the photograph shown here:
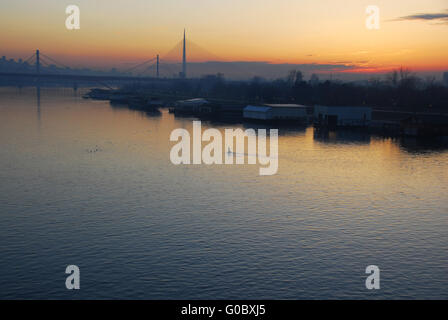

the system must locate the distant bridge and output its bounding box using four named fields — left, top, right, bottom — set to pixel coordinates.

left=0, top=30, right=199, bottom=86
left=0, top=71, right=169, bottom=83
